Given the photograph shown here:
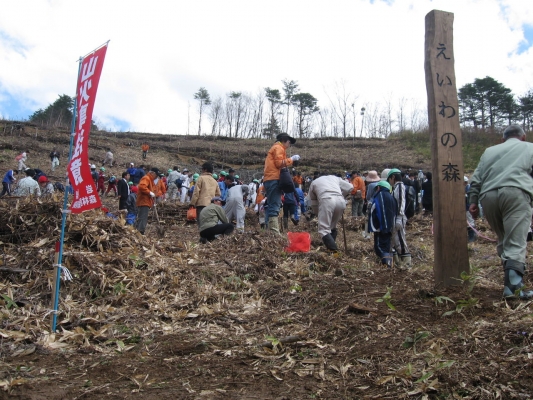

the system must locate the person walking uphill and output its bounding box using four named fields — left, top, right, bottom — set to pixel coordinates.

left=50, top=148, right=60, bottom=171
left=469, top=125, right=533, bottom=299
left=351, top=171, right=366, bottom=217
left=141, top=143, right=149, bottom=160
left=369, top=181, right=396, bottom=268
left=263, top=133, right=300, bottom=233
left=135, top=168, right=159, bottom=235
left=308, top=173, right=353, bottom=252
